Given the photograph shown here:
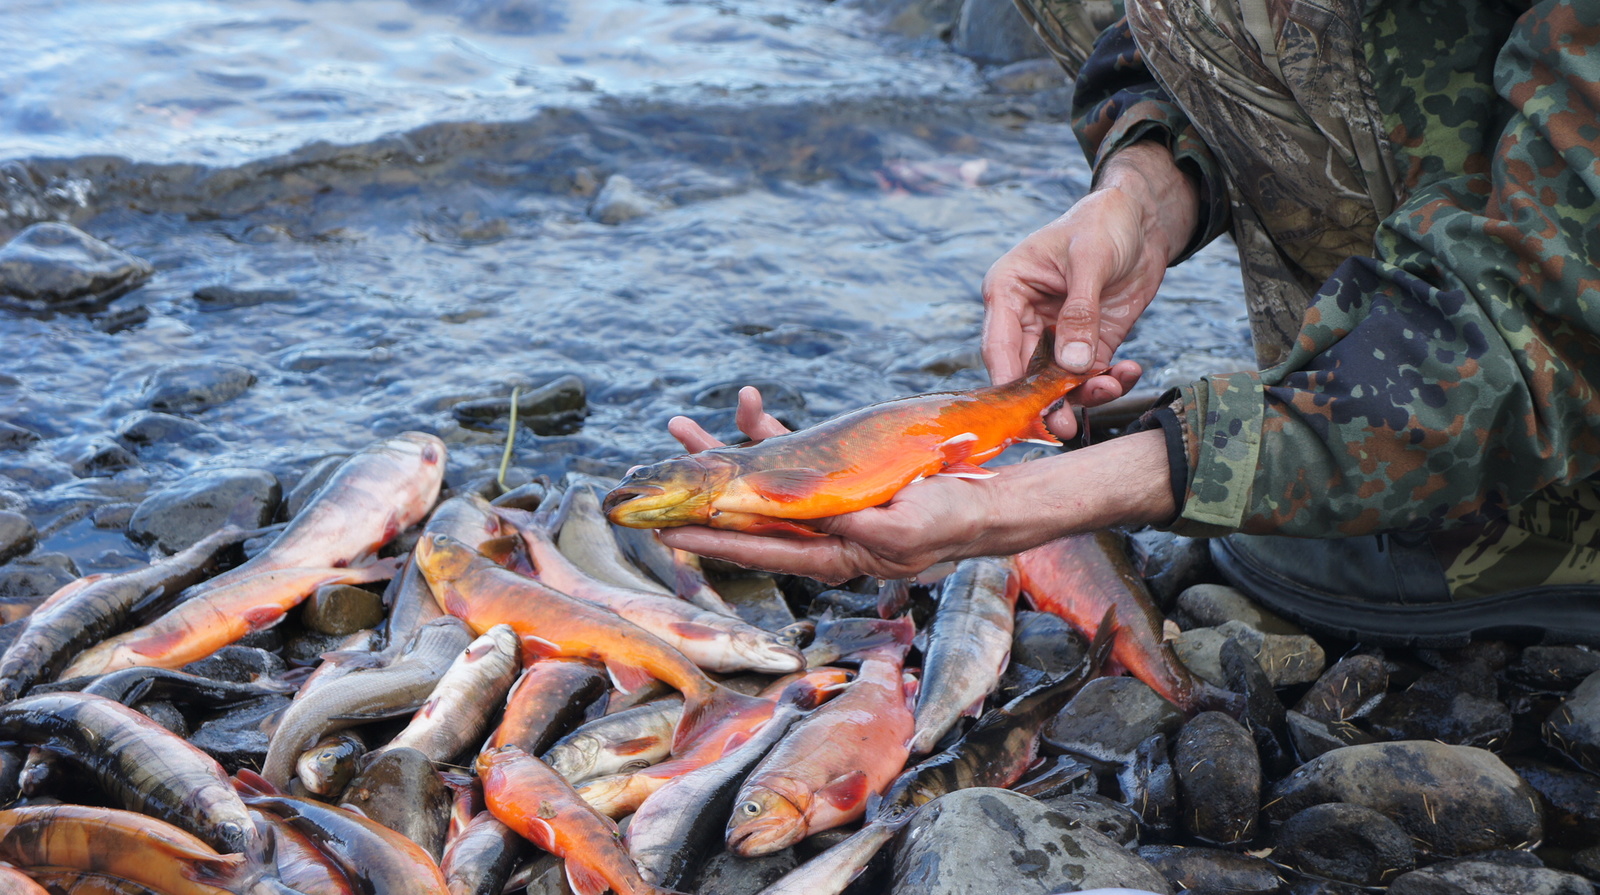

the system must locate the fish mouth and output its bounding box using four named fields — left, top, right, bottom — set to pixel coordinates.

left=602, top=481, right=702, bottom=527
